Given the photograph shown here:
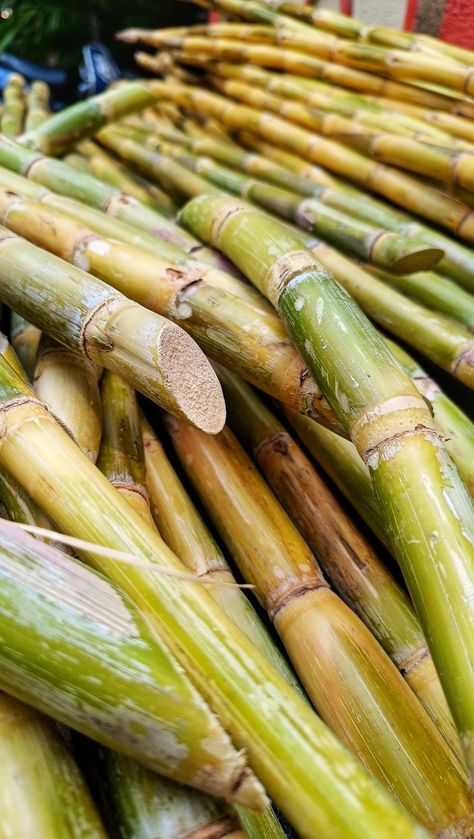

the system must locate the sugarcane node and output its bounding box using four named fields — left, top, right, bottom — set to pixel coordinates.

left=398, top=646, right=431, bottom=679
left=0, top=396, right=78, bottom=447
left=80, top=295, right=122, bottom=357
left=350, top=394, right=437, bottom=462
left=266, top=253, right=318, bottom=306
left=452, top=345, right=474, bottom=381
